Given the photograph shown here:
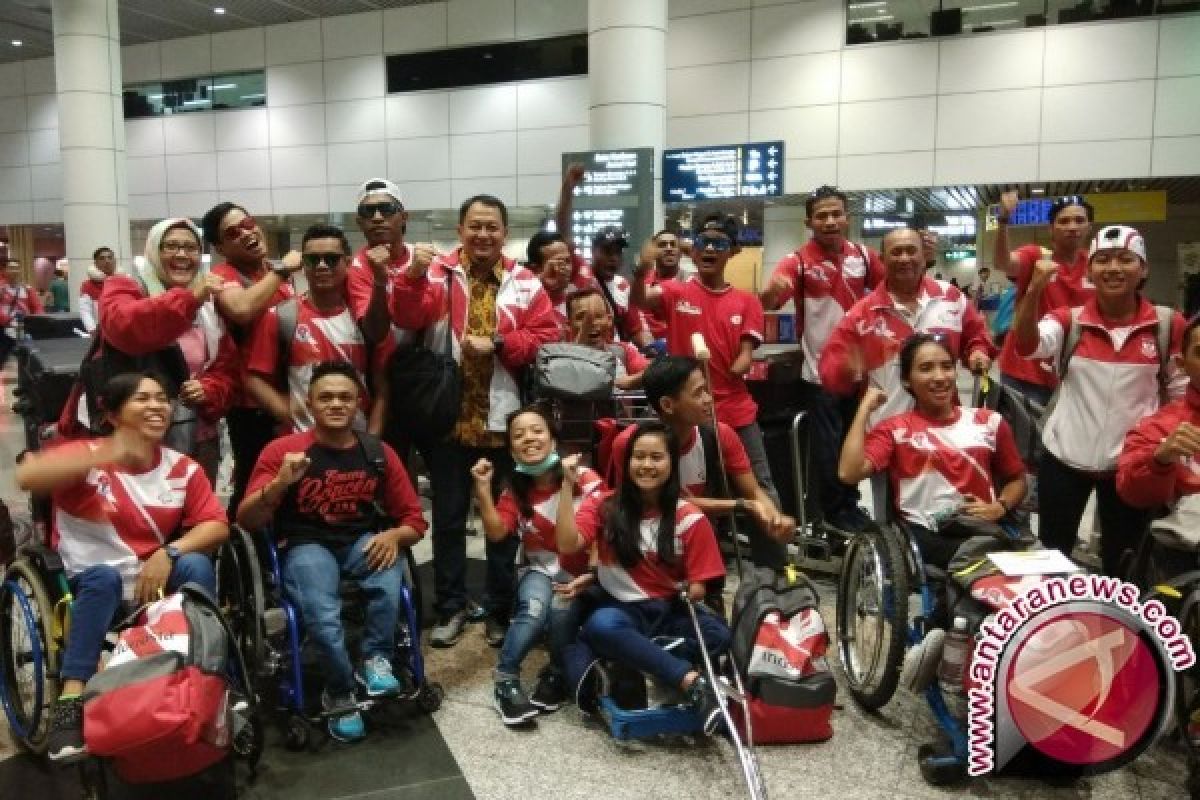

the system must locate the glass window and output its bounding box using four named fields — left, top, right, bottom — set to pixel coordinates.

left=386, top=34, right=587, bottom=93
left=123, top=70, right=266, bottom=119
